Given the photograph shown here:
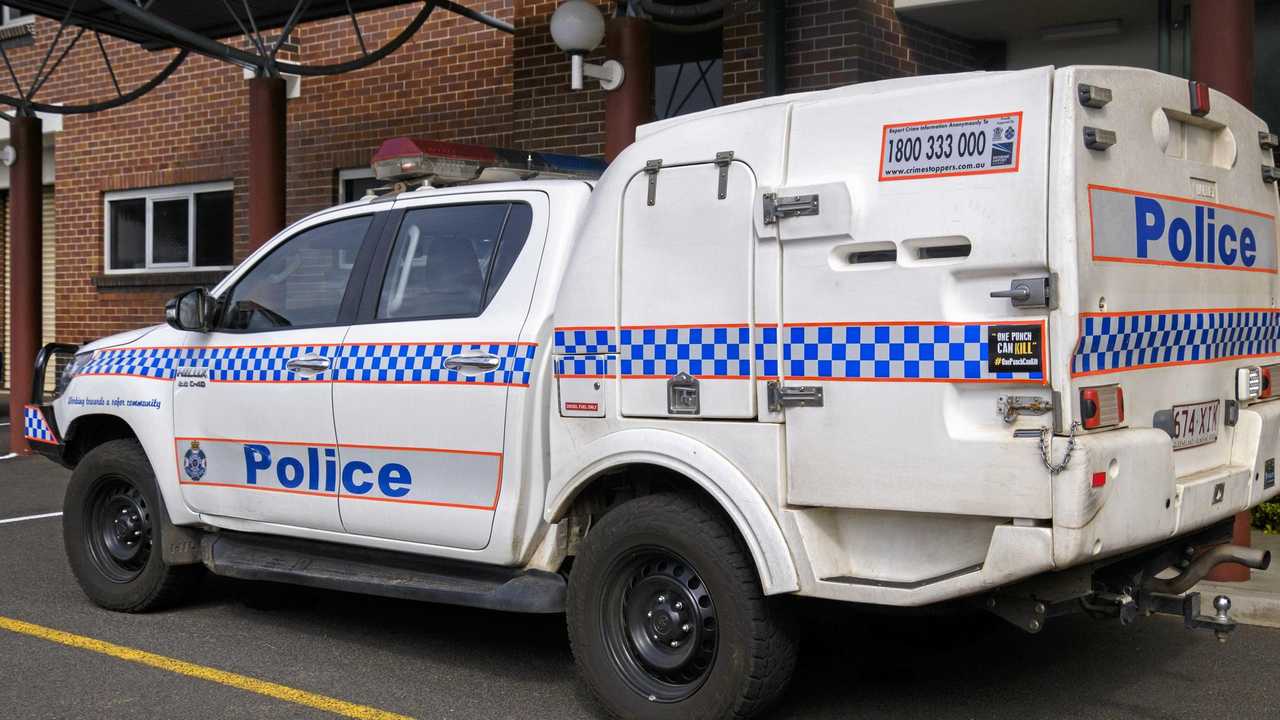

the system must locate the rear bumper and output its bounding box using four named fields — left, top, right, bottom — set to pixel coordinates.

left=1052, top=401, right=1280, bottom=568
